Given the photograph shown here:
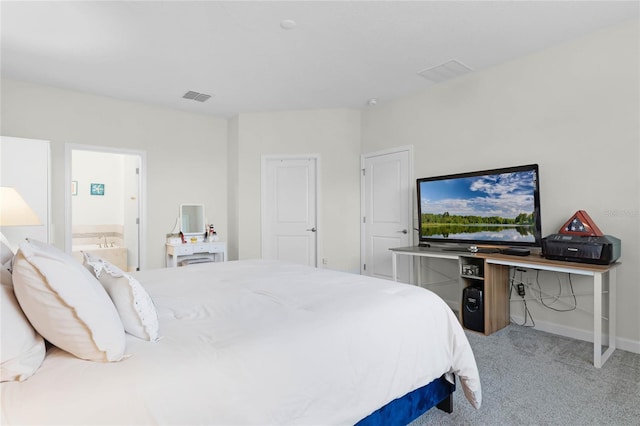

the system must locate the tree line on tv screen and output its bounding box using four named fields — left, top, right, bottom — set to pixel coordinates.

left=421, top=212, right=536, bottom=238
left=421, top=212, right=535, bottom=225
left=422, top=212, right=536, bottom=226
